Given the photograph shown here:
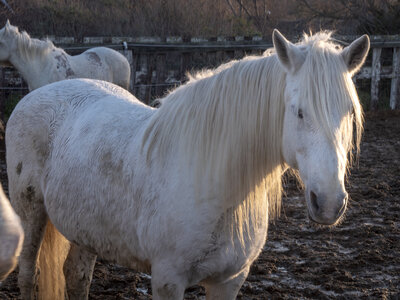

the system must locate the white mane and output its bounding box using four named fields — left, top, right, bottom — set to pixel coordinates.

left=143, top=31, right=363, bottom=238
left=3, top=24, right=55, bottom=61
left=144, top=52, right=286, bottom=242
